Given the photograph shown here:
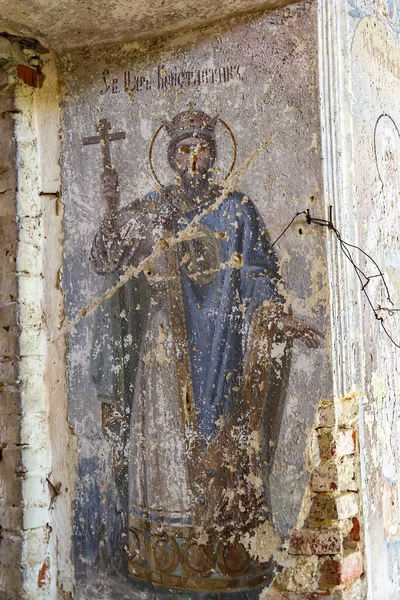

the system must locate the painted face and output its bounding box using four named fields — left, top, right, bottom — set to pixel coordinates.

left=172, top=137, right=215, bottom=184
